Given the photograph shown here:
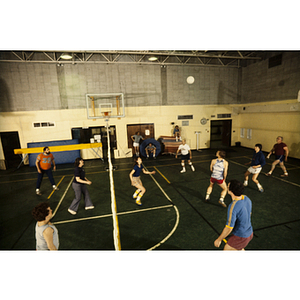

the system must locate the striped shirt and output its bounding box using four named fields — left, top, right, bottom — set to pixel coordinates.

left=211, top=159, right=225, bottom=180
